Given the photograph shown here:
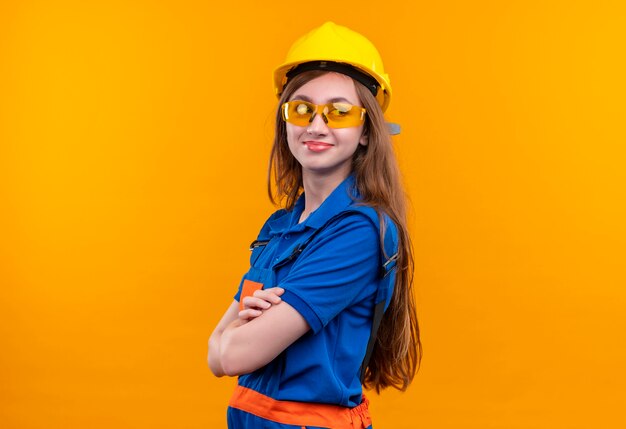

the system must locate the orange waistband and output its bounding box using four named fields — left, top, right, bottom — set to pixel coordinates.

left=228, top=385, right=372, bottom=429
